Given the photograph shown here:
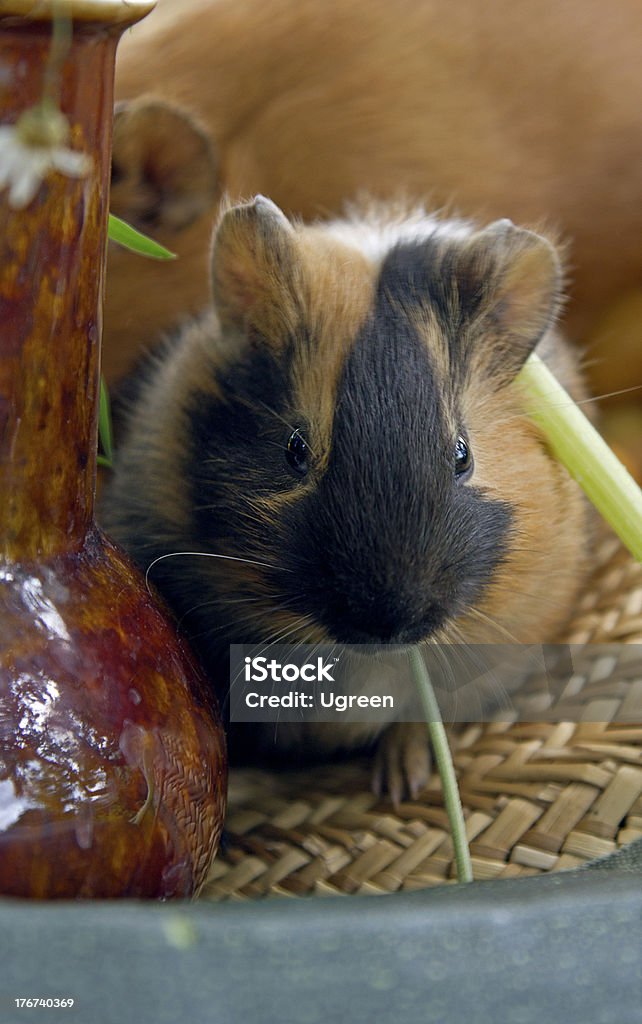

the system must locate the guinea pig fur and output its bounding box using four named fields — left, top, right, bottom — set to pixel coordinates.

left=100, top=197, right=591, bottom=800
